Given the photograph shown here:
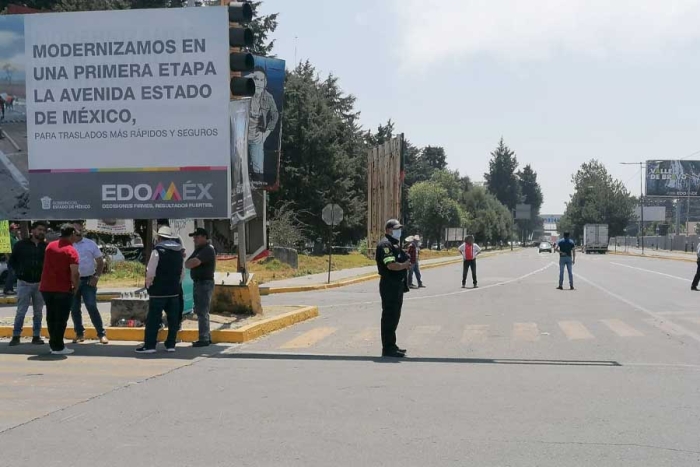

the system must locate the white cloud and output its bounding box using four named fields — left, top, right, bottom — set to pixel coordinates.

left=0, top=30, right=22, bottom=47
left=393, top=0, right=700, bottom=68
